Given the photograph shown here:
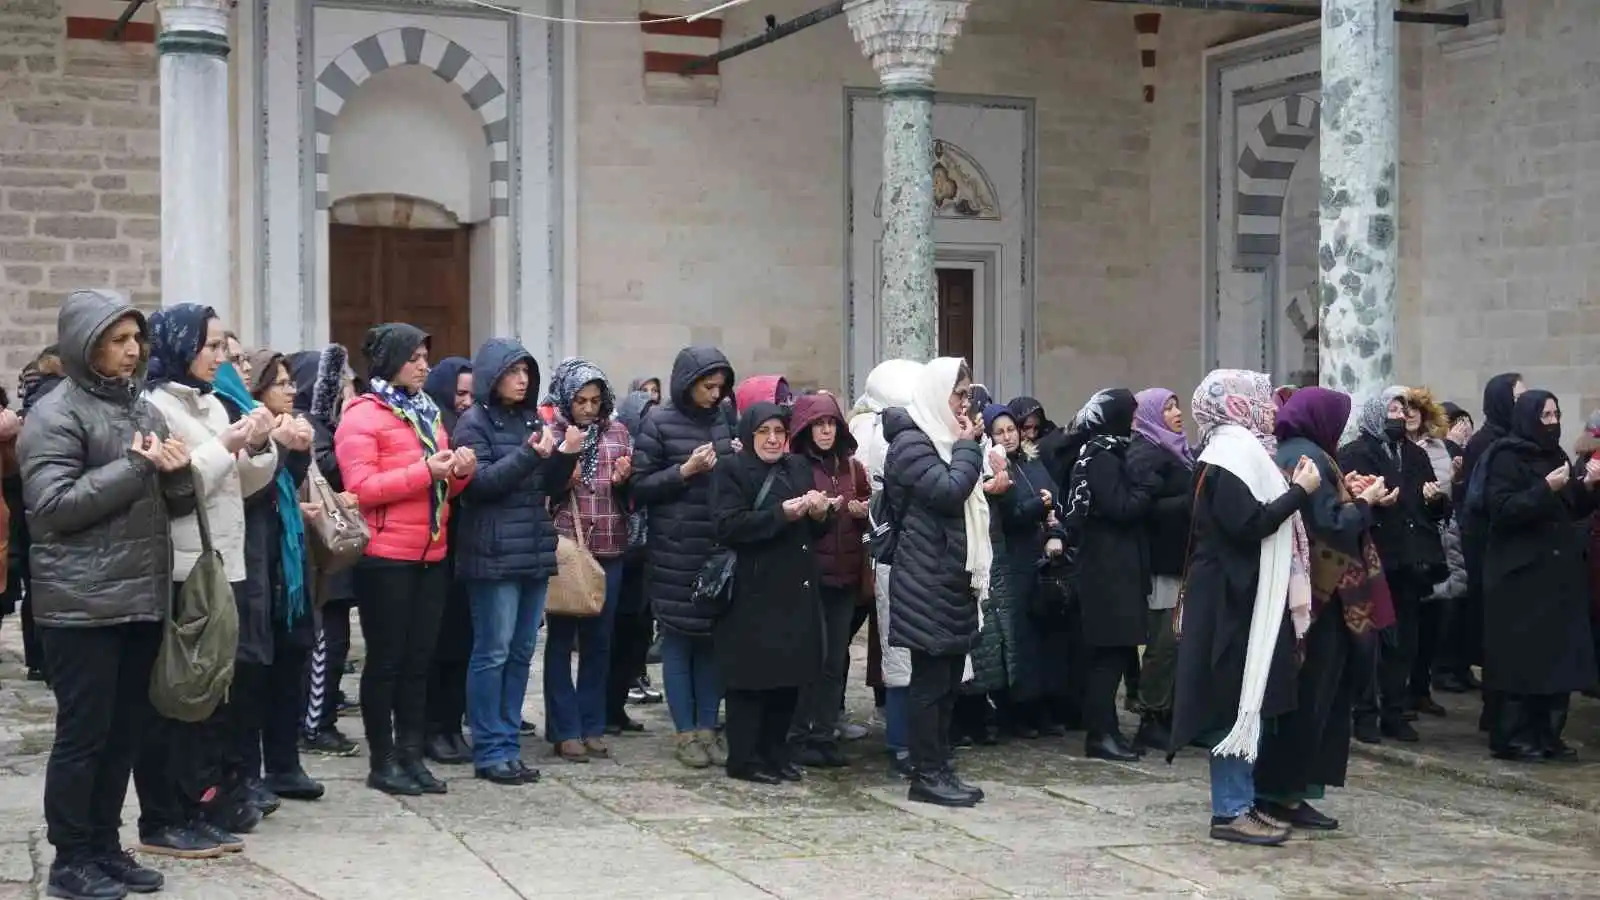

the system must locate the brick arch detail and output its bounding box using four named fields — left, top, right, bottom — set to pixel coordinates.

left=313, top=27, right=509, bottom=217
left=1235, top=93, right=1319, bottom=263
